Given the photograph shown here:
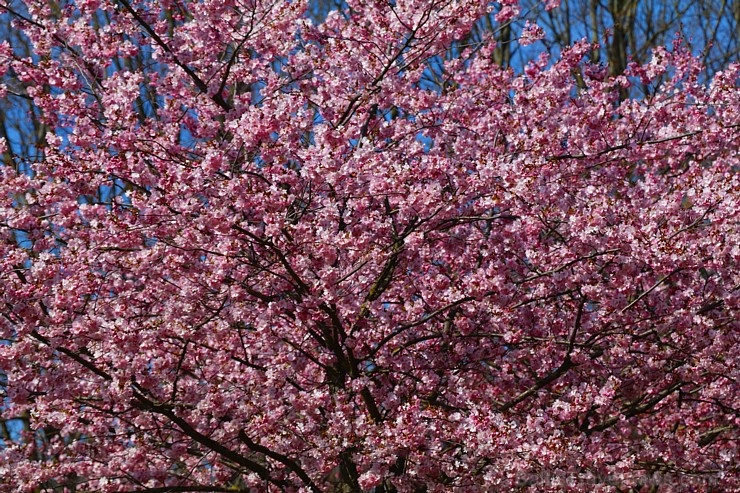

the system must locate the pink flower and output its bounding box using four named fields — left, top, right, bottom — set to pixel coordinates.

left=520, top=21, right=545, bottom=46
